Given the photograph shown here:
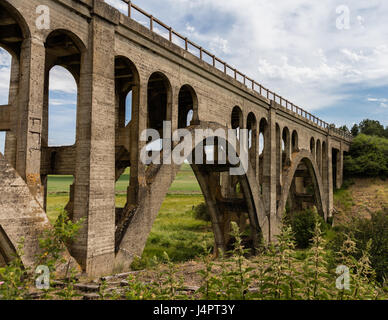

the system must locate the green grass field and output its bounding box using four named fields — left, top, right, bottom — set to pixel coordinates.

left=46, top=164, right=212, bottom=267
